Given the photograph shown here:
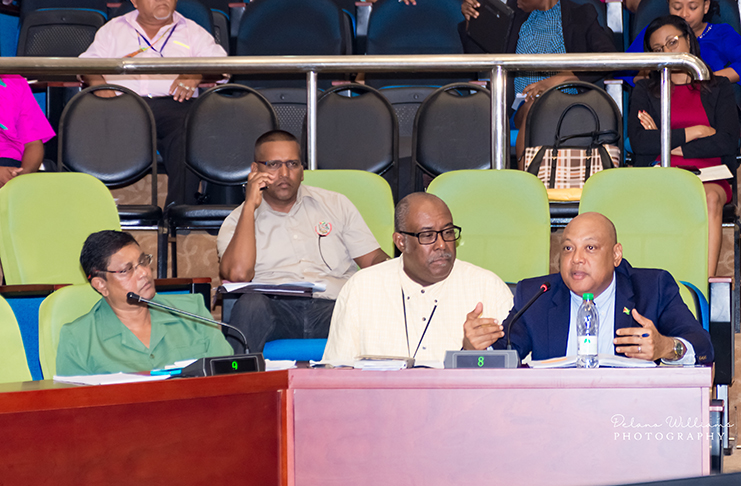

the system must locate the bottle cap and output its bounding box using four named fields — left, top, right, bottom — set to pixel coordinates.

left=583, top=293, right=594, bottom=301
